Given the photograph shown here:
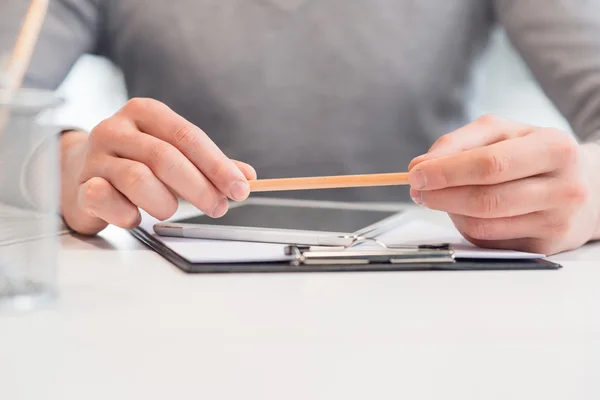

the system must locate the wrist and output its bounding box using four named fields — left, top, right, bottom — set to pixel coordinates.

left=59, top=130, right=88, bottom=217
